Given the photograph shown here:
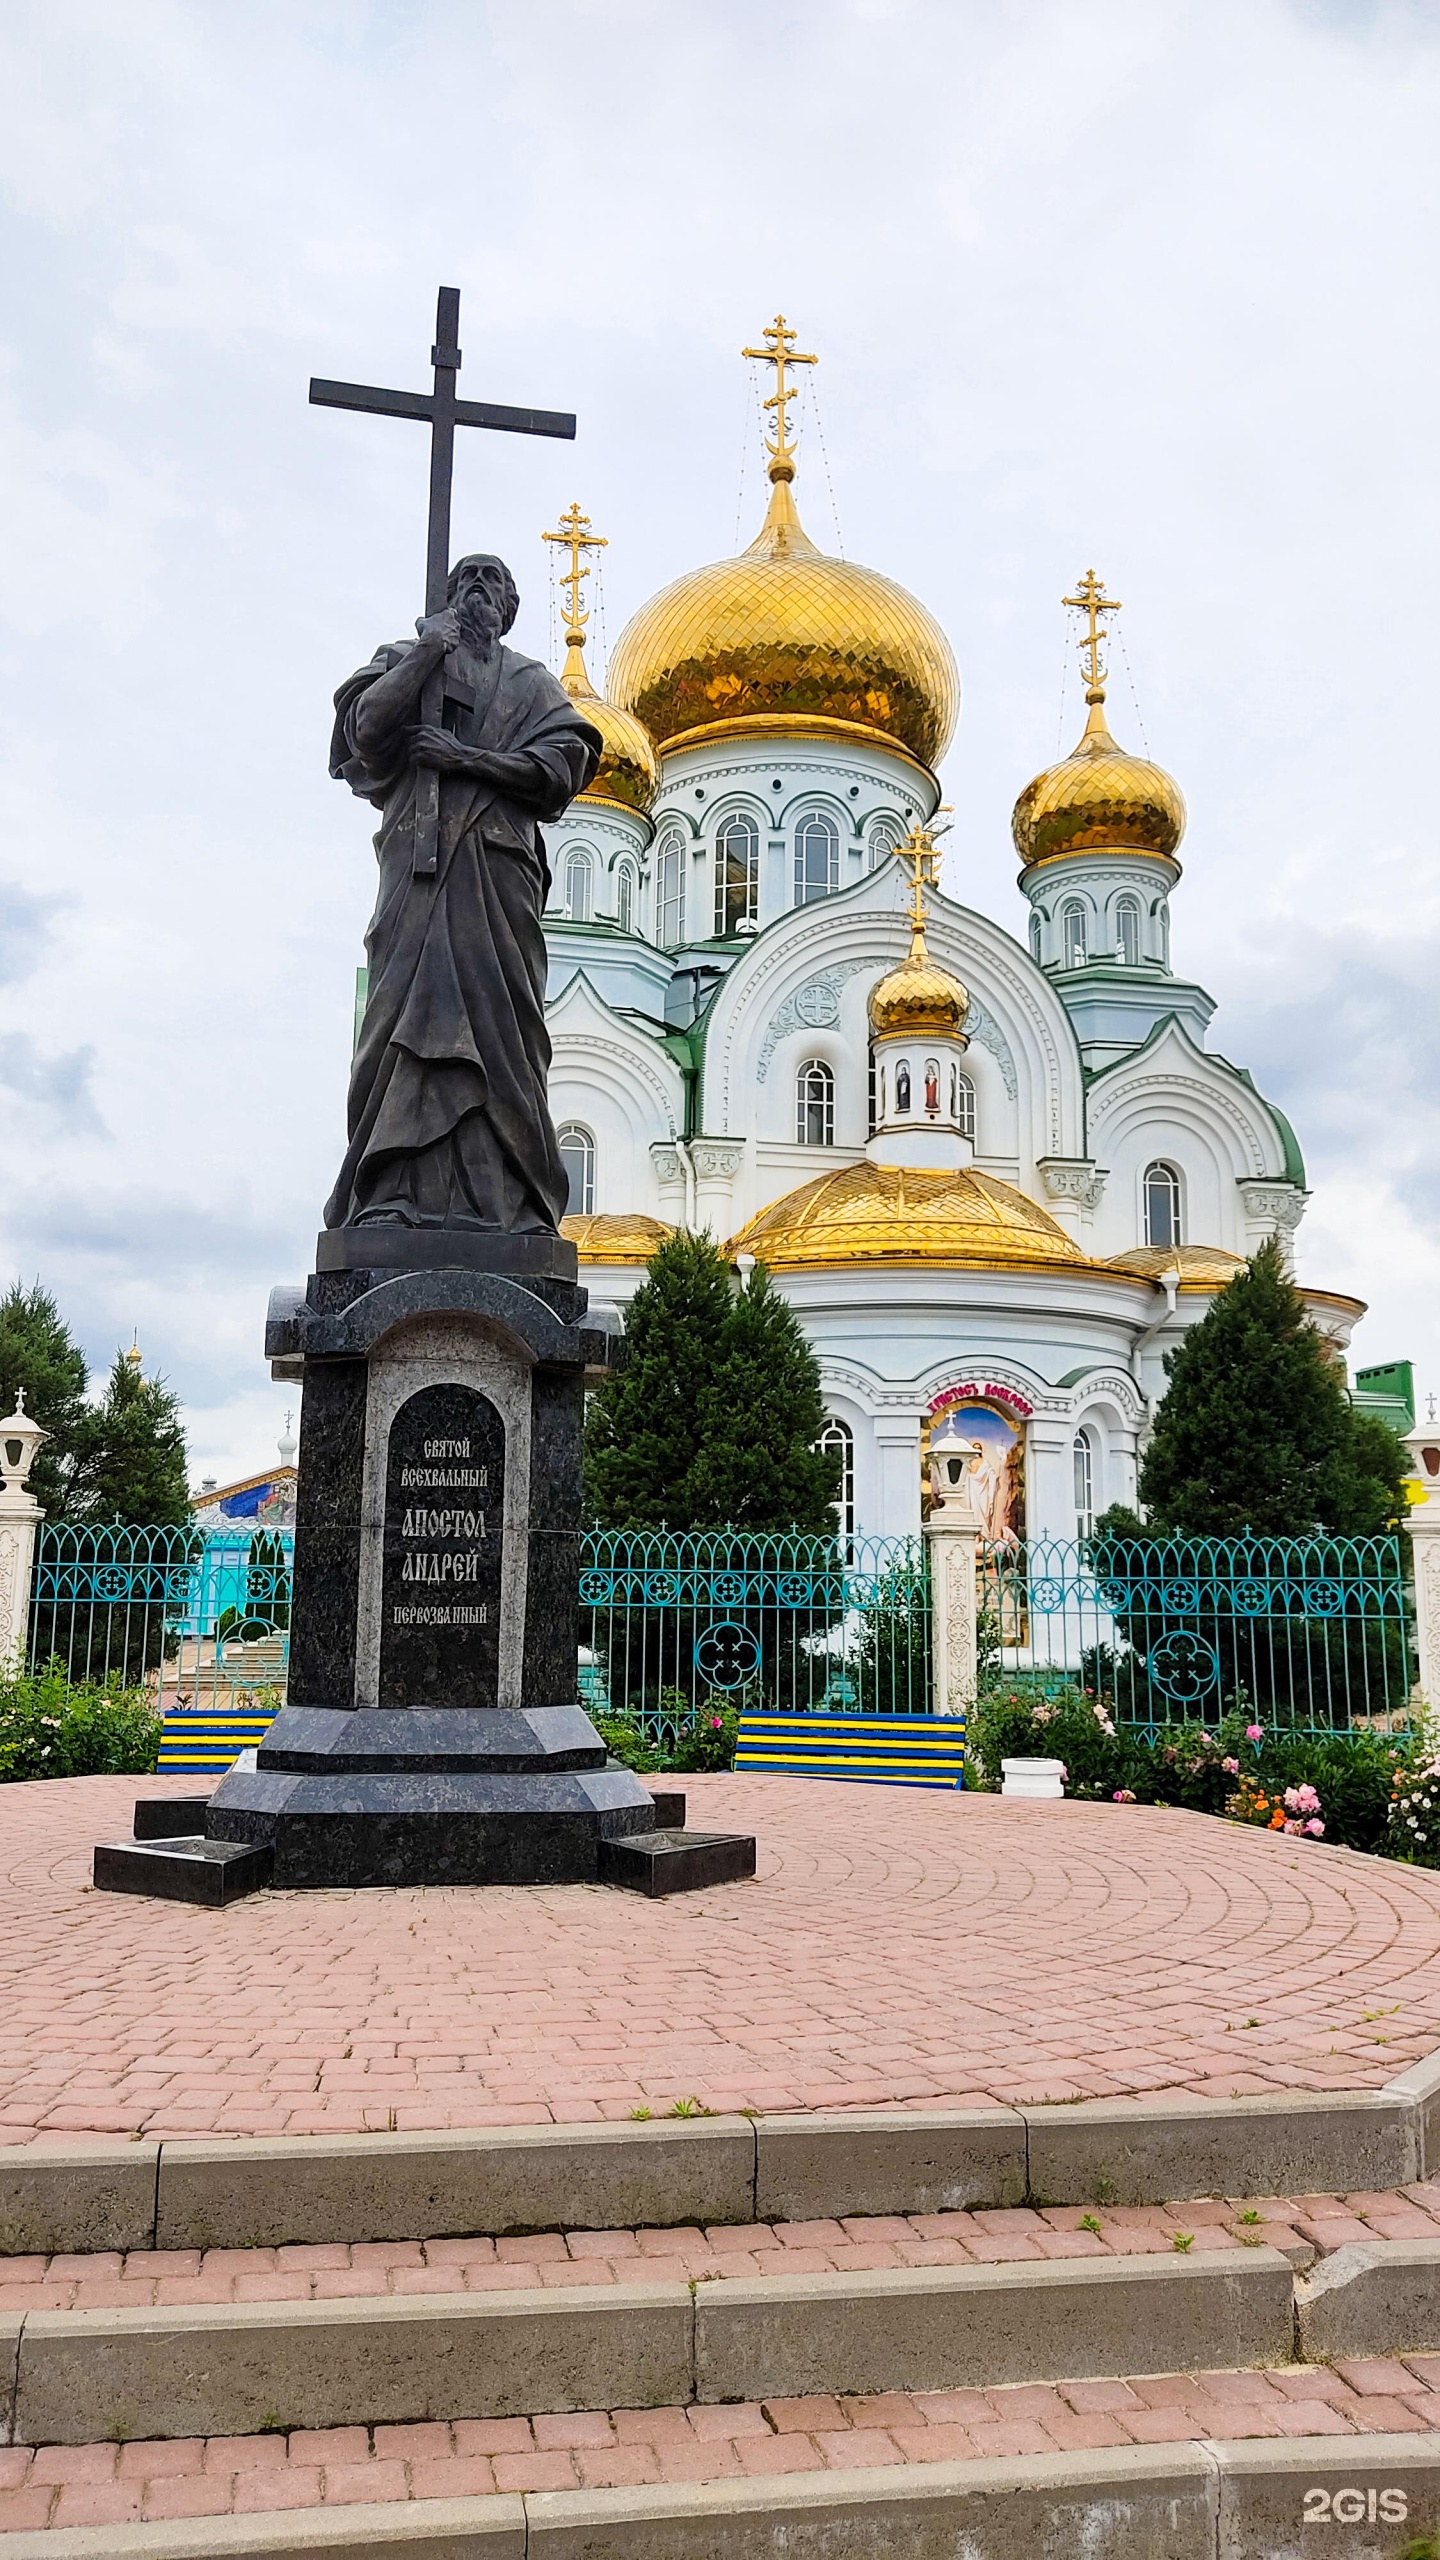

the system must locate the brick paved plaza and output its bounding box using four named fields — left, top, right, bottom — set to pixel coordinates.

left=5, top=1772, right=1440, bottom=2141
